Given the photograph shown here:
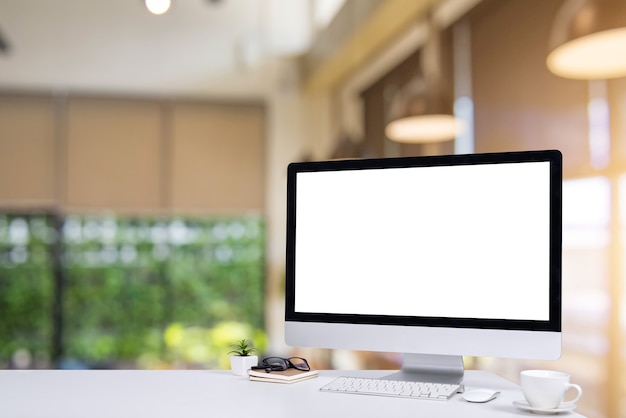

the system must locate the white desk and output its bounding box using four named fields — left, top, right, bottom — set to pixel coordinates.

left=0, top=369, right=586, bottom=417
